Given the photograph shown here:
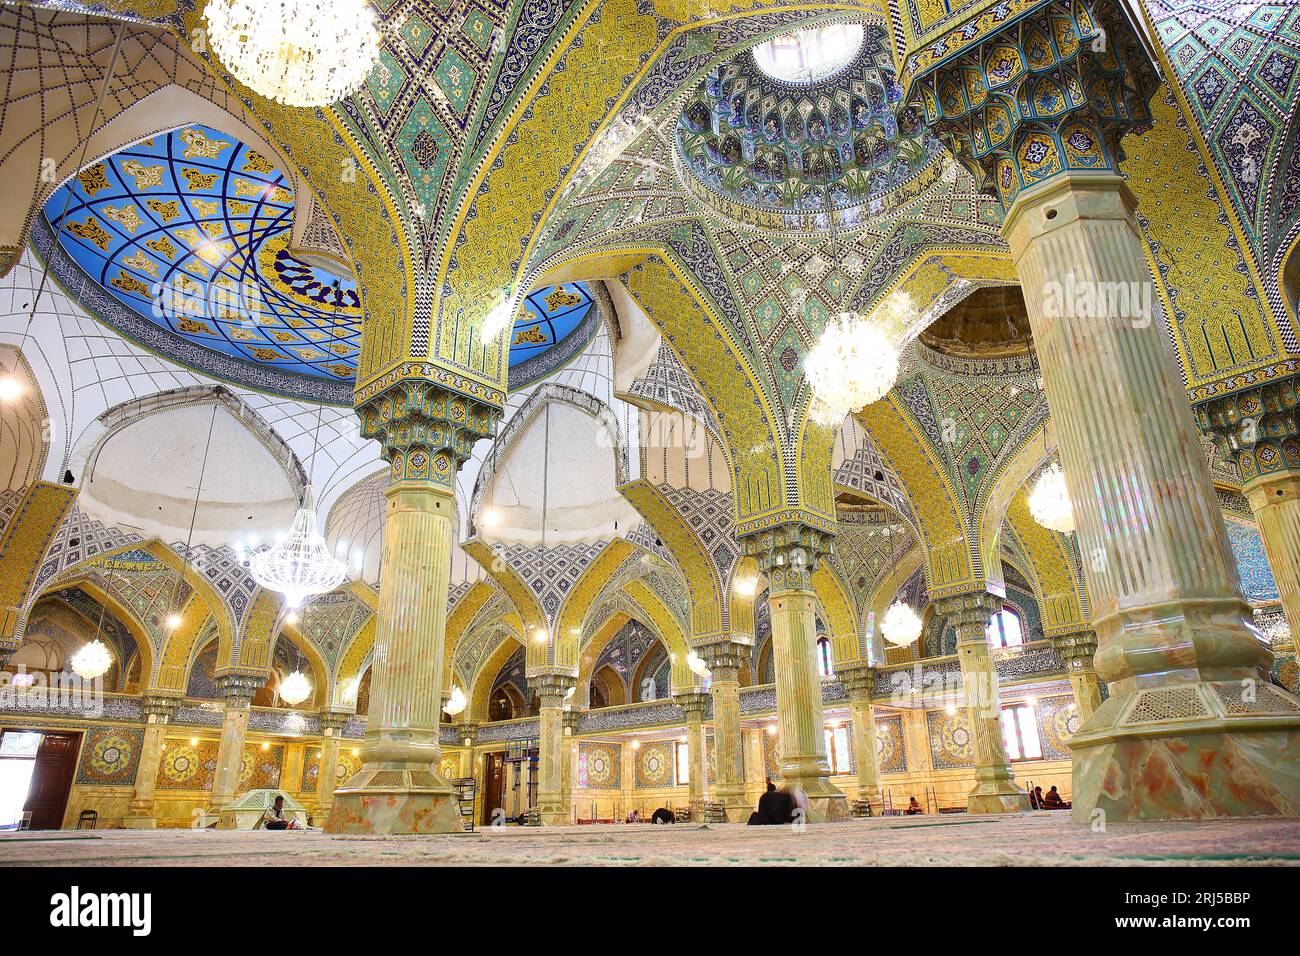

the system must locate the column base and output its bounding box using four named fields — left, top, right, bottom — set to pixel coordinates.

left=119, top=814, right=157, bottom=830
left=716, top=784, right=752, bottom=823
left=325, top=767, right=464, bottom=834
left=1069, top=680, right=1300, bottom=822
left=538, top=806, right=570, bottom=826
left=793, top=777, right=849, bottom=822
